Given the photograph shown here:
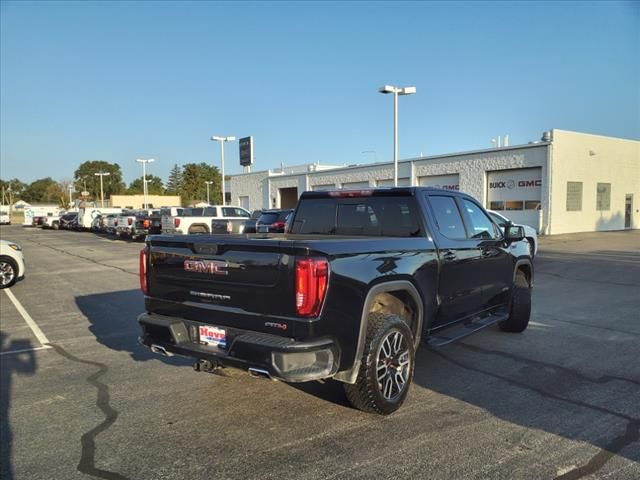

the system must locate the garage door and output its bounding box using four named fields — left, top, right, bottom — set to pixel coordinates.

left=418, top=174, right=460, bottom=191
left=486, top=168, right=541, bottom=230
